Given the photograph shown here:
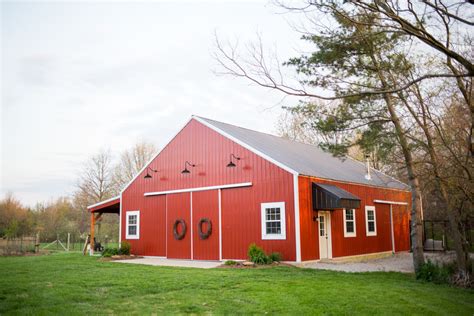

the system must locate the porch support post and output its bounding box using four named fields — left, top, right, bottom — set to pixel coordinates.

left=90, top=212, right=95, bottom=256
